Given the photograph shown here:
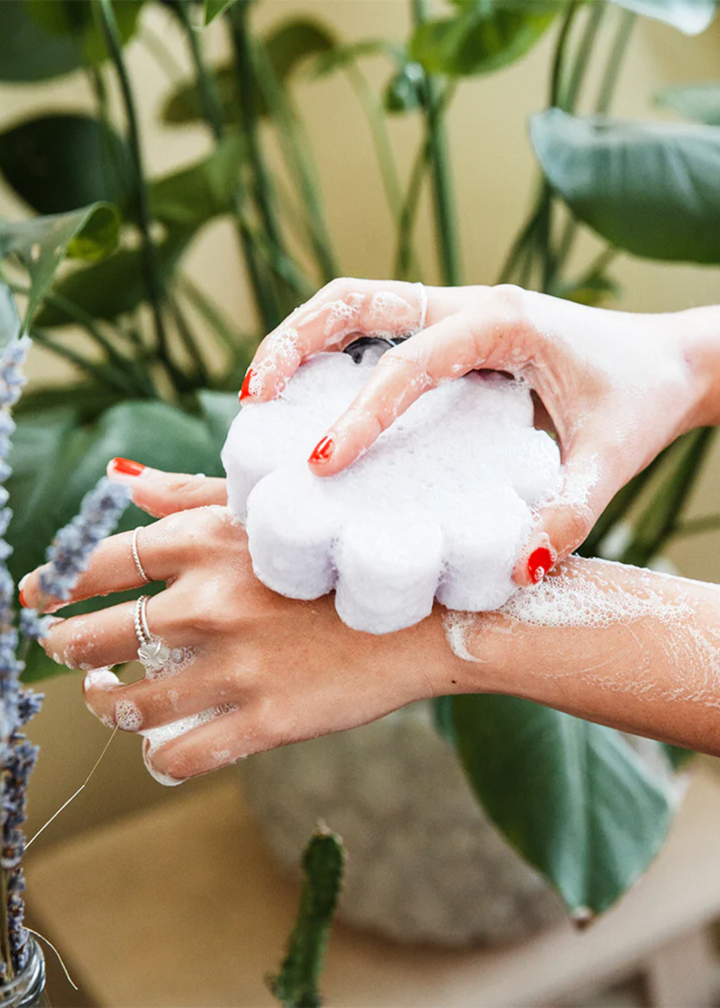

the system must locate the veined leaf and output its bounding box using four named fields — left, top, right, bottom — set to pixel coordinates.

left=150, top=133, right=244, bottom=228
left=202, top=0, right=238, bottom=26
left=531, top=108, right=720, bottom=263
left=610, top=0, right=718, bottom=34
left=451, top=694, right=676, bottom=913
left=25, top=0, right=143, bottom=64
